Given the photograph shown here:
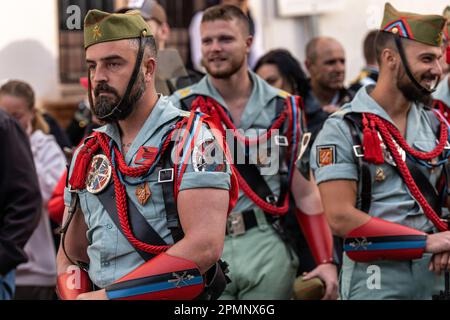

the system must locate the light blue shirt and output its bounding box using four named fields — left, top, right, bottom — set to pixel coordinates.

left=170, top=72, right=296, bottom=214
left=311, top=86, right=442, bottom=232
left=64, top=96, right=231, bottom=288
